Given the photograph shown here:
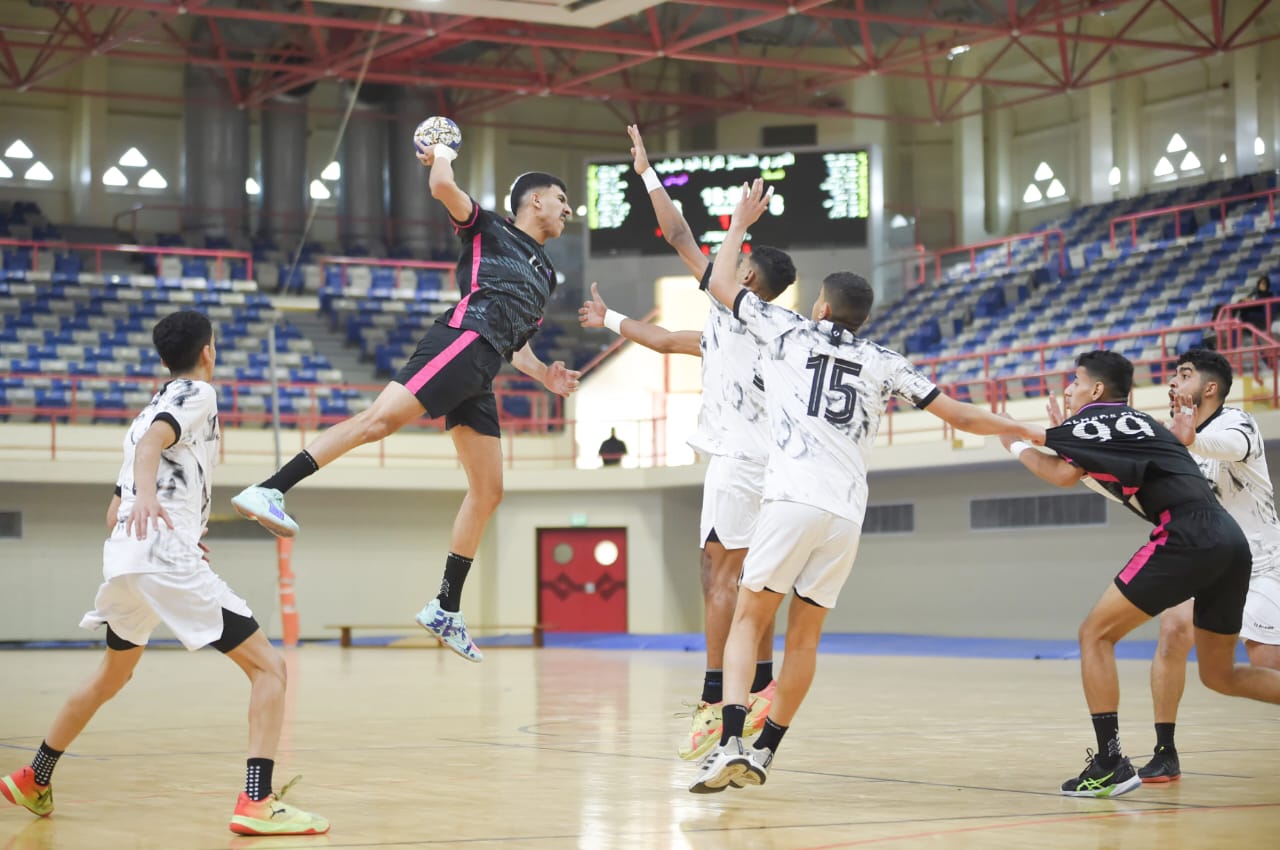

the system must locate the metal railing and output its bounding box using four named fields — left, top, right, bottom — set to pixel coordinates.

left=1109, top=187, right=1280, bottom=249
left=0, top=237, right=254, bottom=281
